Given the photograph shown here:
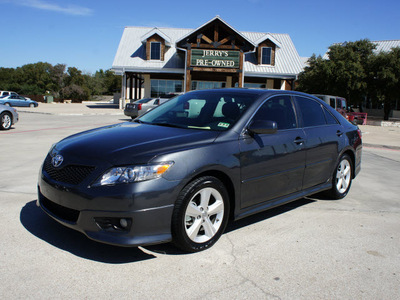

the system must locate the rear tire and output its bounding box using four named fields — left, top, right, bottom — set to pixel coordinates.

left=0, top=112, right=12, bottom=130
left=327, top=154, right=353, bottom=199
left=172, top=176, right=230, bottom=252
